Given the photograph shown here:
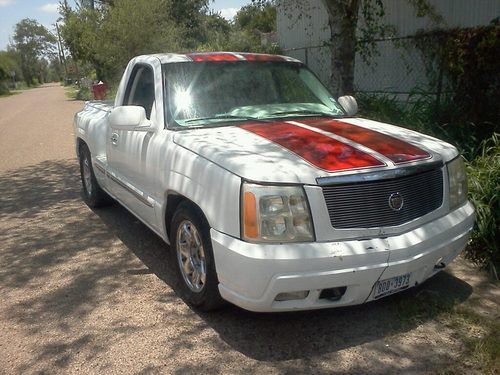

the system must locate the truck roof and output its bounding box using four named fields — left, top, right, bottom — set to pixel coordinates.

left=141, top=52, right=302, bottom=64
